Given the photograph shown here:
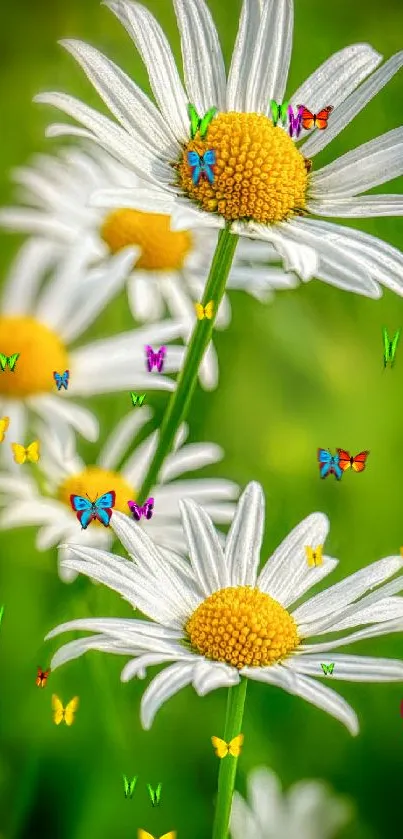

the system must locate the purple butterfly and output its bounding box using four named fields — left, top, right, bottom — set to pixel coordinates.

left=288, top=105, right=304, bottom=138
left=128, top=497, right=154, bottom=521
left=145, top=345, right=166, bottom=373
